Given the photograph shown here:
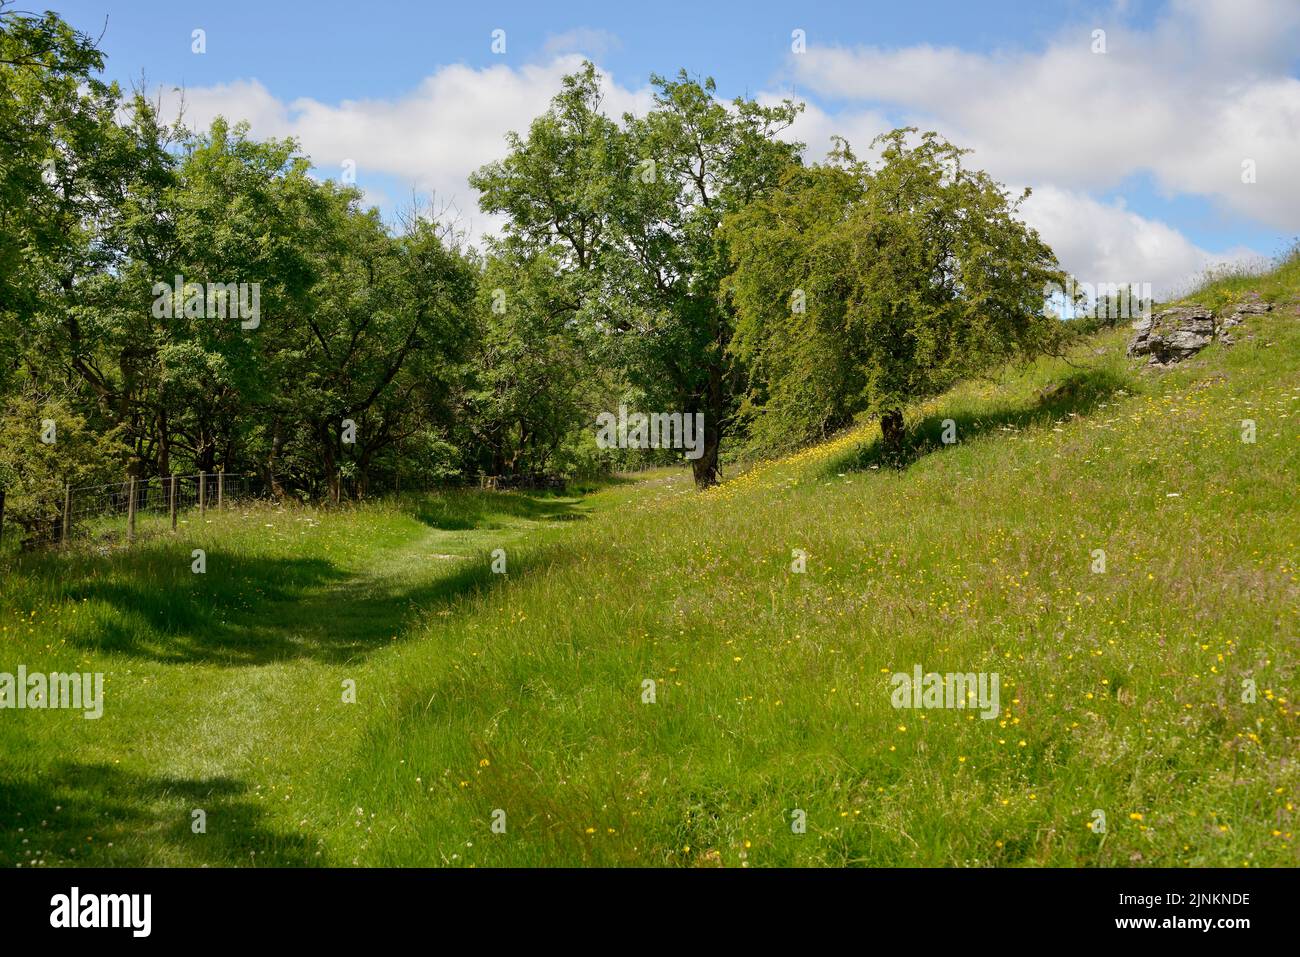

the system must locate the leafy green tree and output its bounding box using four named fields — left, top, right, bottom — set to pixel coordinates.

left=2, top=5, right=189, bottom=499
left=0, top=390, right=127, bottom=546
left=2, top=7, right=482, bottom=506
left=724, top=130, right=1067, bottom=457
left=284, top=200, right=475, bottom=499
left=609, top=71, right=801, bottom=486
left=1, top=14, right=1078, bottom=512
left=460, top=246, right=605, bottom=478
left=473, top=62, right=802, bottom=487
left=161, top=118, right=320, bottom=481
left=0, top=4, right=113, bottom=395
